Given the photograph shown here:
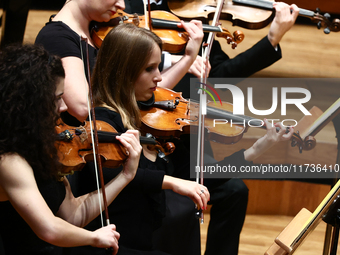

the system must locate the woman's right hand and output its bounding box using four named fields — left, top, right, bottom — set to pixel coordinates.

left=163, top=176, right=210, bottom=210
left=115, top=130, right=142, bottom=180
left=93, top=224, right=120, bottom=254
